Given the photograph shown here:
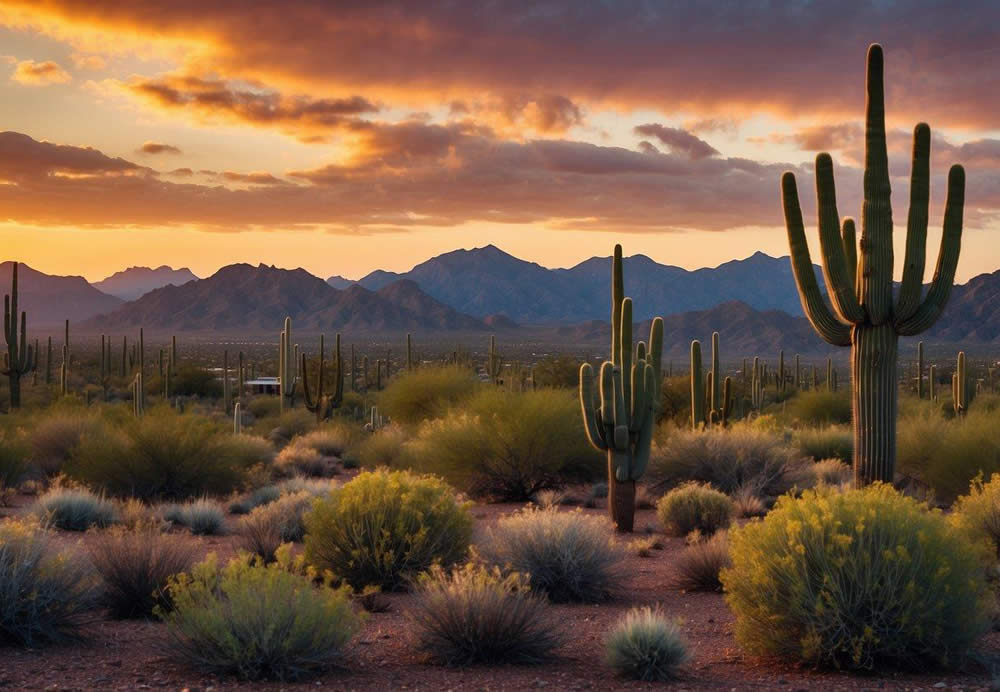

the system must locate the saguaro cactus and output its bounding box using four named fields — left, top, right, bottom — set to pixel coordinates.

left=929, top=364, right=937, bottom=402
left=302, top=333, right=344, bottom=422
left=690, top=340, right=704, bottom=428
left=579, top=244, right=663, bottom=532
left=279, top=317, right=296, bottom=412
left=222, top=350, right=232, bottom=414
left=916, top=341, right=925, bottom=398
left=3, top=262, right=36, bottom=409
left=233, top=401, right=242, bottom=435
left=488, top=335, right=503, bottom=385
left=690, top=333, right=728, bottom=426
left=953, top=351, right=968, bottom=416
left=782, top=45, right=965, bottom=486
